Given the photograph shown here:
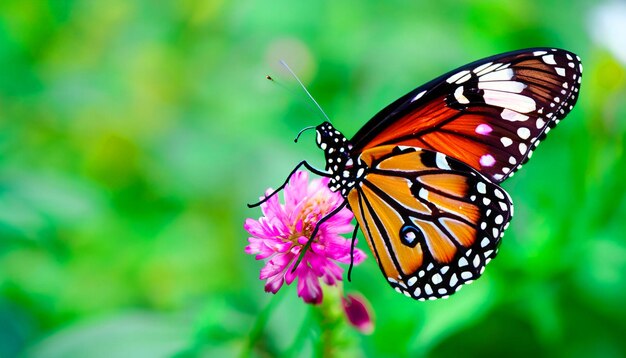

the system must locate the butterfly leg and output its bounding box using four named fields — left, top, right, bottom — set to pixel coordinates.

left=291, top=200, right=348, bottom=272
left=347, top=222, right=360, bottom=282
left=247, top=160, right=329, bottom=208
